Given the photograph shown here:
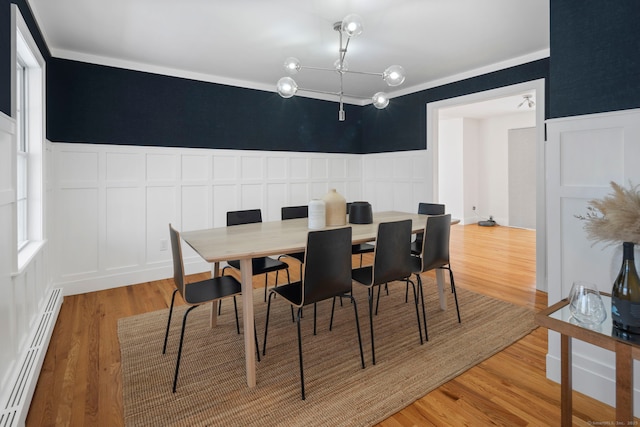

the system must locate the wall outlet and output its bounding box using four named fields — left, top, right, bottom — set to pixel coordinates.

left=472, top=206, right=476, bottom=211
left=160, top=239, right=168, bottom=251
